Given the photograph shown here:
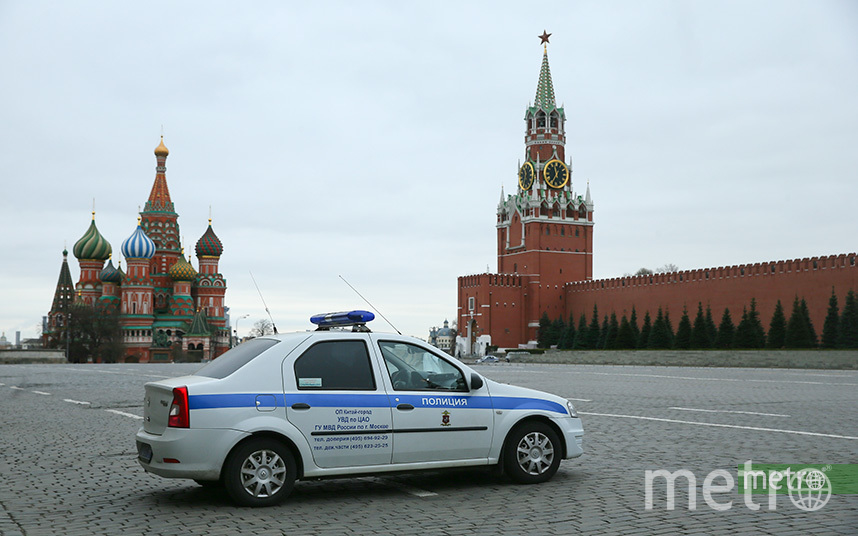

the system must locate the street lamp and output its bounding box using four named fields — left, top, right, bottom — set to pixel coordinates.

left=233, top=314, right=249, bottom=347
